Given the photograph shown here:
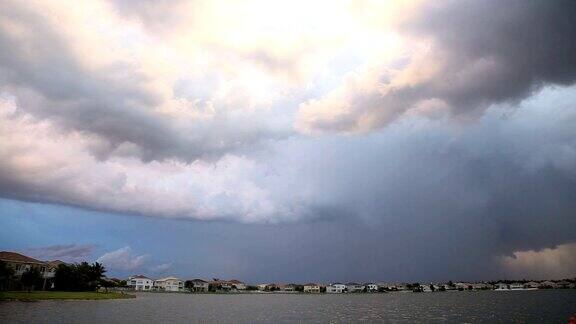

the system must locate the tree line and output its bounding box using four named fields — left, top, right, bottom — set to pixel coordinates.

left=0, top=260, right=109, bottom=292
